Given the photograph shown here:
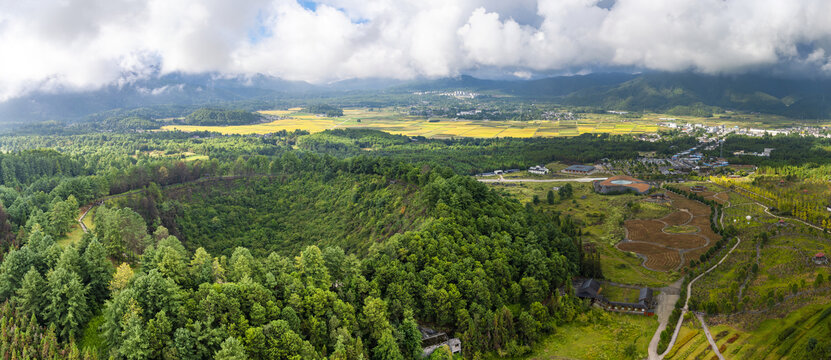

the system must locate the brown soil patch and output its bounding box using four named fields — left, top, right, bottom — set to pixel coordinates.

left=625, top=219, right=706, bottom=249
left=661, top=210, right=692, bottom=225
left=654, top=235, right=707, bottom=249
left=621, top=190, right=721, bottom=271
left=626, top=220, right=665, bottom=240
left=617, top=242, right=681, bottom=271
